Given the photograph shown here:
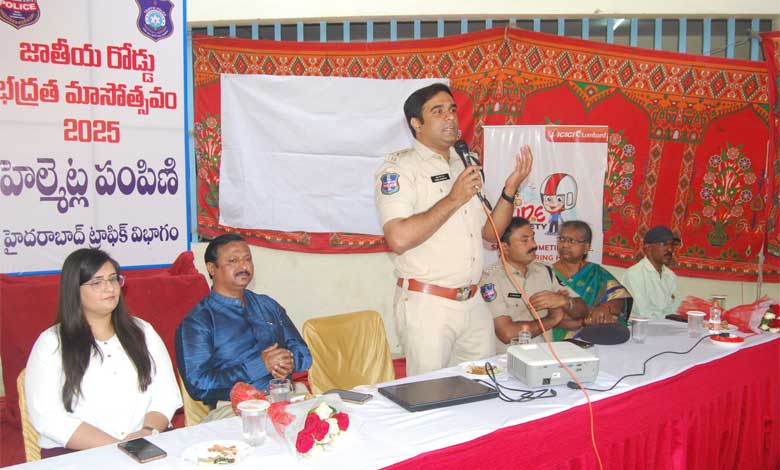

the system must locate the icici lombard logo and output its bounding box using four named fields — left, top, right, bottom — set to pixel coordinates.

left=544, top=126, right=608, bottom=143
